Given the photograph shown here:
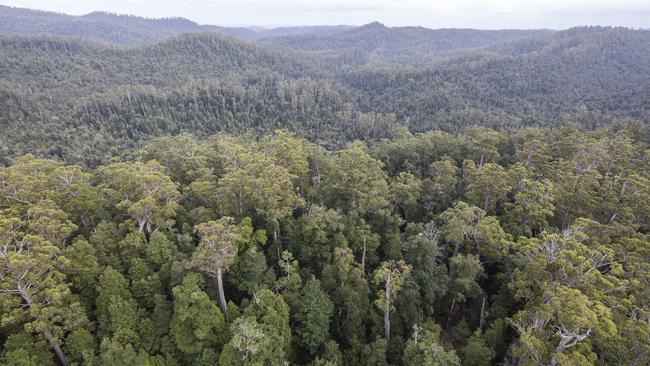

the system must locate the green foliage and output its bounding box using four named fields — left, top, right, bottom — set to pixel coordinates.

left=220, top=289, right=291, bottom=365
left=170, top=273, right=228, bottom=357
left=321, top=142, right=389, bottom=214
left=403, top=323, right=460, bottom=366
left=295, top=277, right=334, bottom=356
left=460, top=331, right=495, bottom=366
left=2, top=125, right=650, bottom=365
